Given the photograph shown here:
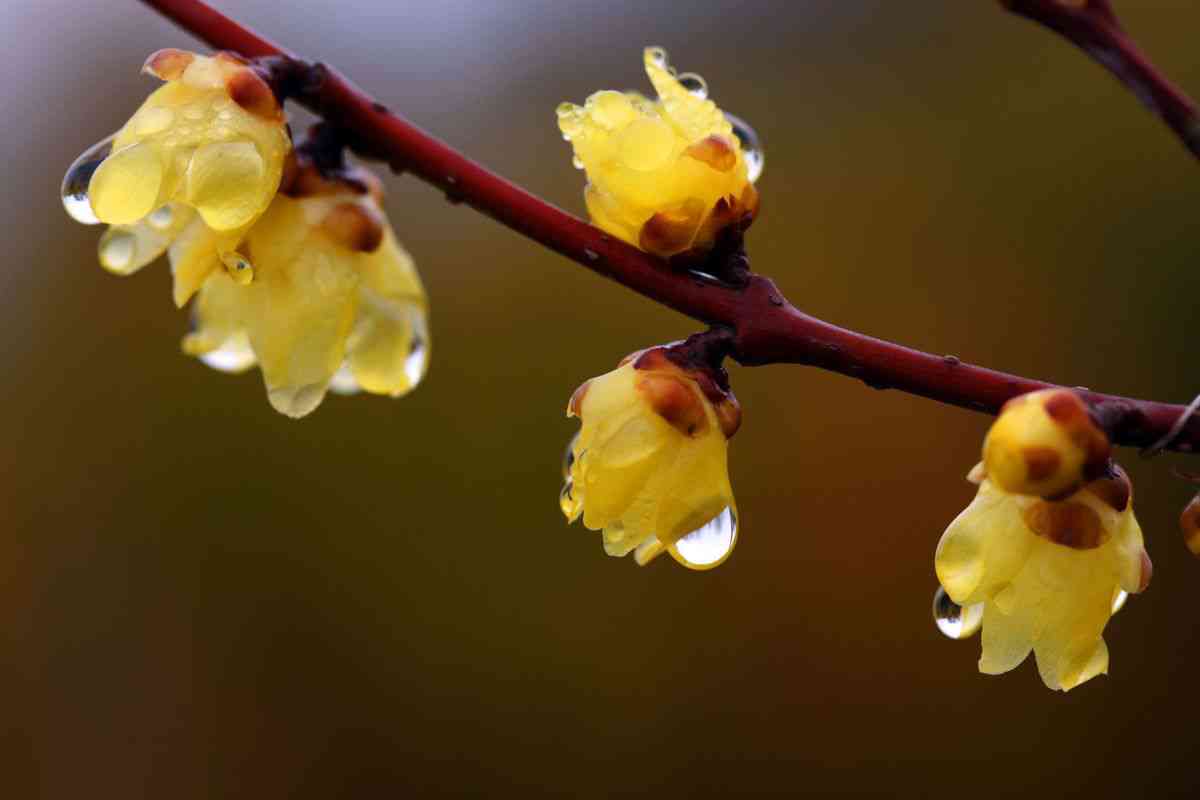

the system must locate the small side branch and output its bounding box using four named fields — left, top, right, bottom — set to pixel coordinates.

left=1001, top=0, right=1200, bottom=157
